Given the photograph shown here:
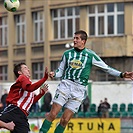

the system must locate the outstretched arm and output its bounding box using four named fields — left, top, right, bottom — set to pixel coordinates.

left=0, top=121, right=15, bottom=131
left=22, top=67, right=48, bottom=92
left=92, top=52, right=133, bottom=80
